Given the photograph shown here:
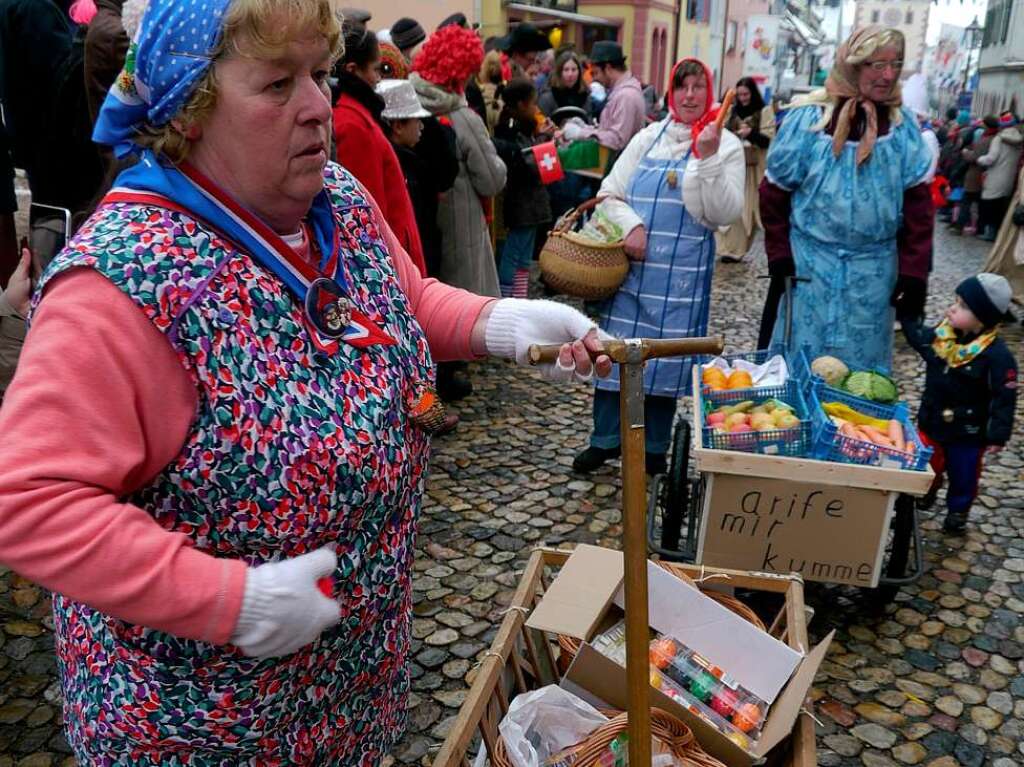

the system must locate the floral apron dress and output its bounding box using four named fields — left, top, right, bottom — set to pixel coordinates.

left=37, top=164, right=433, bottom=765
left=596, top=122, right=716, bottom=398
